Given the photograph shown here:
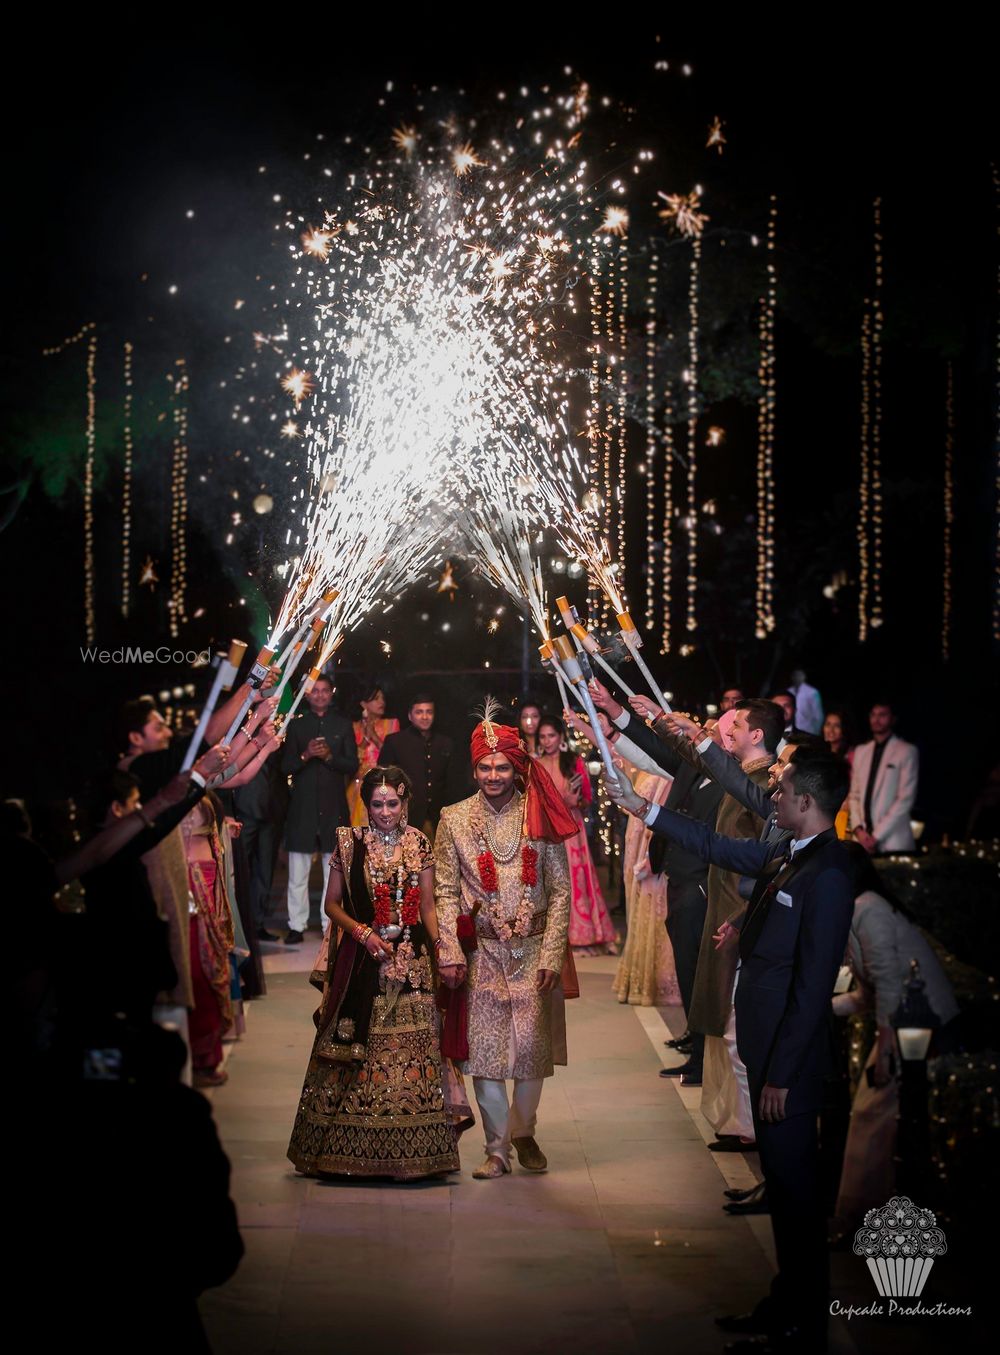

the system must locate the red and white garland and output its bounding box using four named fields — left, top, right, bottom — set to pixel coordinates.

left=475, top=827, right=539, bottom=941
